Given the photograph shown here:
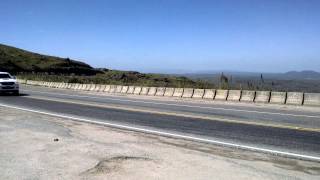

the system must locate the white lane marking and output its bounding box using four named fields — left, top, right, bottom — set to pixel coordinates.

left=22, top=89, right=320, bottom=119
left=0, top=103, right=320, bottom=162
